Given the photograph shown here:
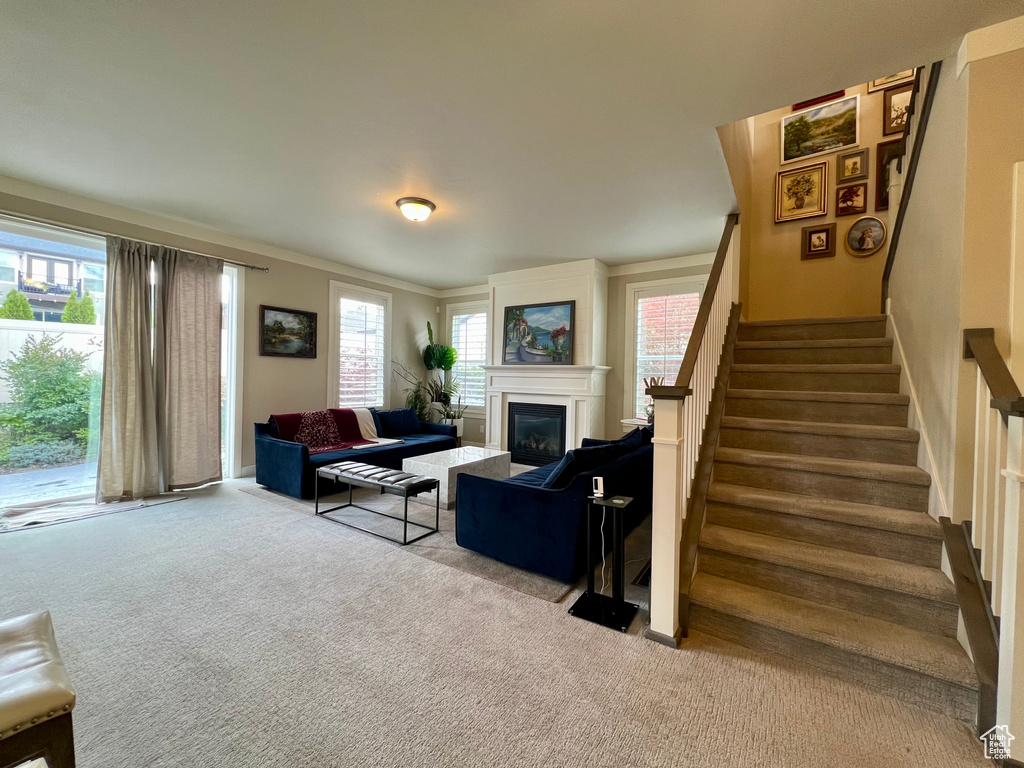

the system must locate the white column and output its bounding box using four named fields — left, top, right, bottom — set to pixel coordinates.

left=648, top=397, right=685, bottom=644
left=998, top=415, right=1024, bottom=737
